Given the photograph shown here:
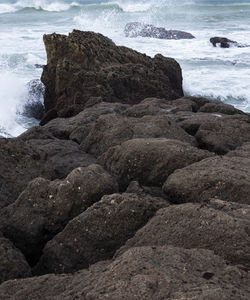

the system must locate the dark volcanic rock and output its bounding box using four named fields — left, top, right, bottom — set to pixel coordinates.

left=195, top=114, right=250, bottom=154
left=98, top=138, right=213, bottom=190
left=226, top=142, right=250, bottom=159
left=125, top=22, right=195, bottom=39
left=0, top=138, right=95, bottom=208
left=34, top=192, right=167, bottom=274
left=116, top=202, right=250, bottom=267
left=41, top=30, right=183, bottom=123
left=1, top=164, right=117, bottom=266
left=0, top=233, right=31, bottom=284
left=210, top=36, right=249, bottom=48
left=22, top=79, right=45, bottom=120
left=163, top=156, right=250, bottom=204
left=82, top=114, right=196, bottom=157
left=0, top=246, right=249, bottom=299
